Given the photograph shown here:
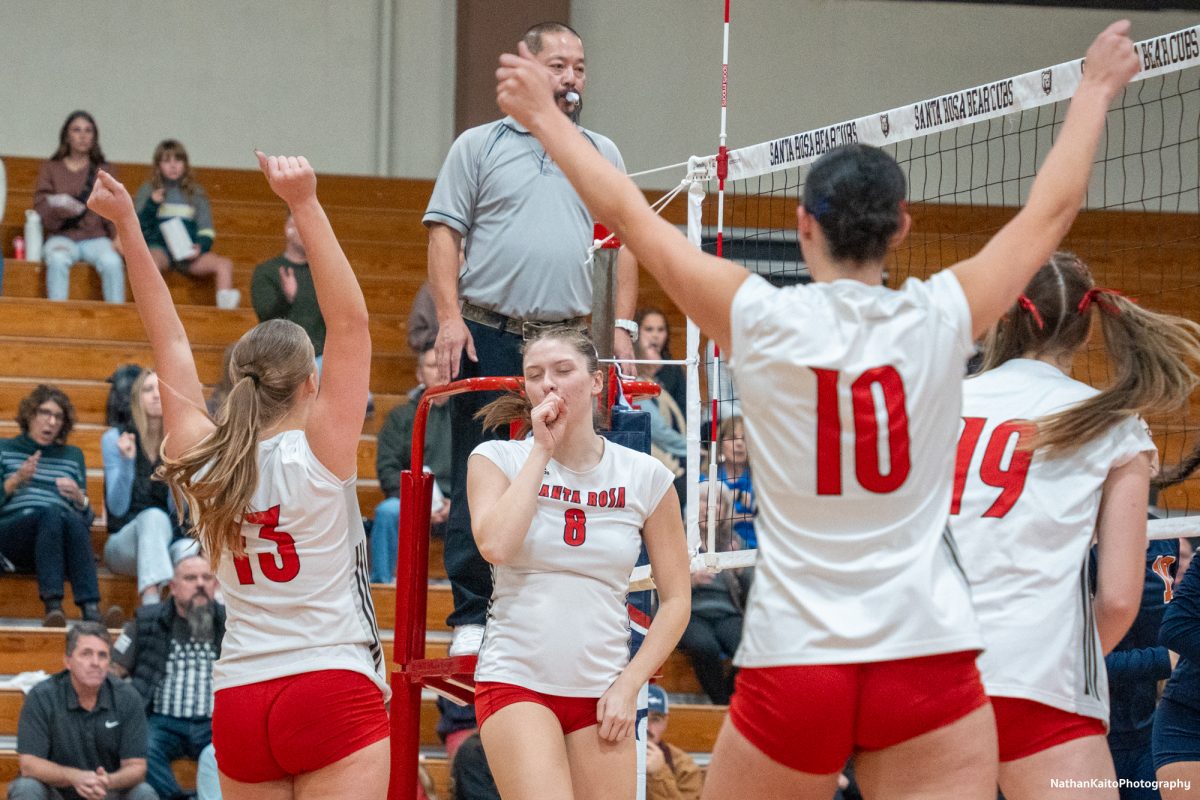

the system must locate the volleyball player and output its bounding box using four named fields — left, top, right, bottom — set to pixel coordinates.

left=496, top=20, right=1139, bottom=800
left=953, top=251, right=1200, bottom=798
left=86, top=154, right=389, bottom=800
left=467, top=328, right=690, bottom=800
